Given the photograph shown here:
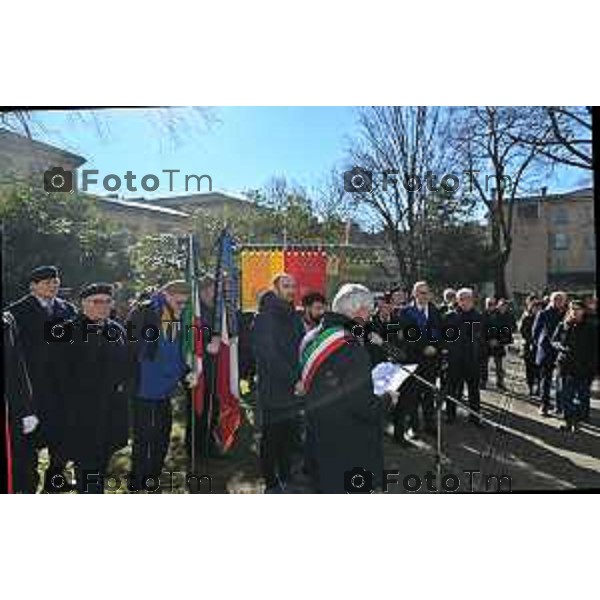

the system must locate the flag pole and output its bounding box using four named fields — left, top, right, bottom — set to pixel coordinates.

left=189, top=233, right=197, bottom=478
